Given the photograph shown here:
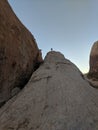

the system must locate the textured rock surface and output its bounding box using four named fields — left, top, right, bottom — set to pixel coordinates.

left=0, top=0, right=43, bottom=105
left=0, top=51, right=98, bottom=130
left=87, top=41, right=98, bottom=87
left=88, top=41, right=98, bottom=79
